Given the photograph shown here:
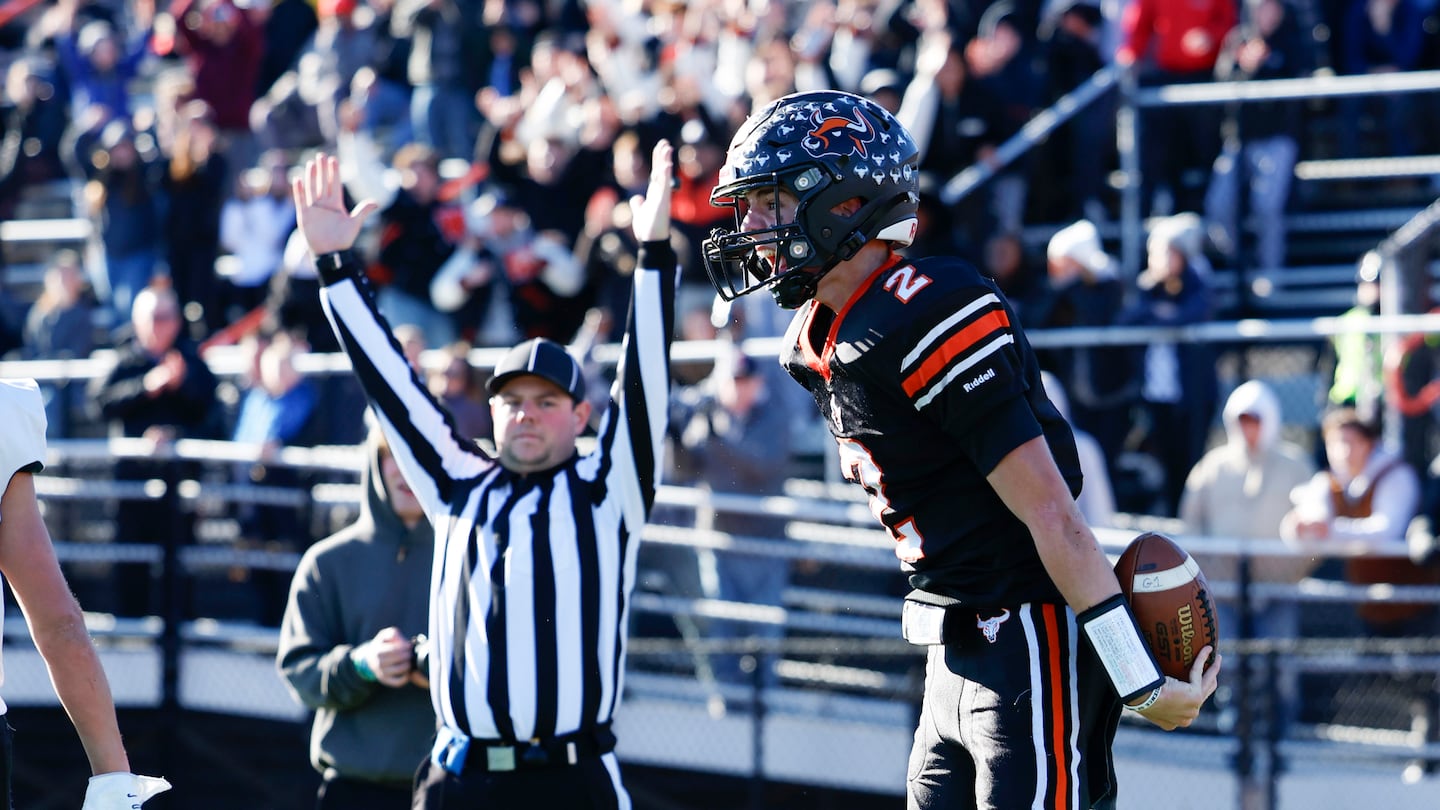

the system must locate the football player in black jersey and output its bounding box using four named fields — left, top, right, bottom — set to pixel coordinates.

left=702, top=90, right=1221, bottom=809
